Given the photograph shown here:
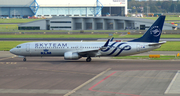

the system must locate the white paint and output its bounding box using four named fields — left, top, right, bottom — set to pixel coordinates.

left=36, top=0, right=126, bottom=7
